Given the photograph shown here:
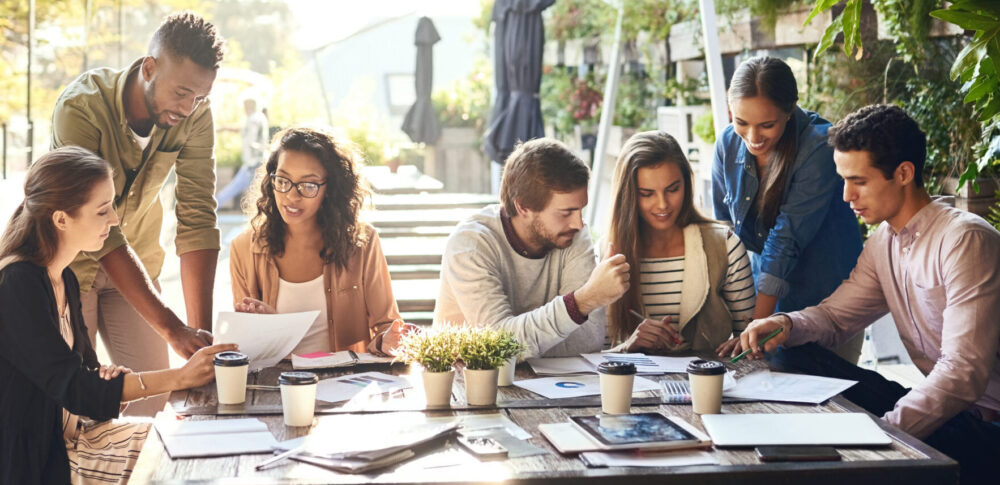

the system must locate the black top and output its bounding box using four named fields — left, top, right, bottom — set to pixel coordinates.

left=0, top=262, right=123, bottom=485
